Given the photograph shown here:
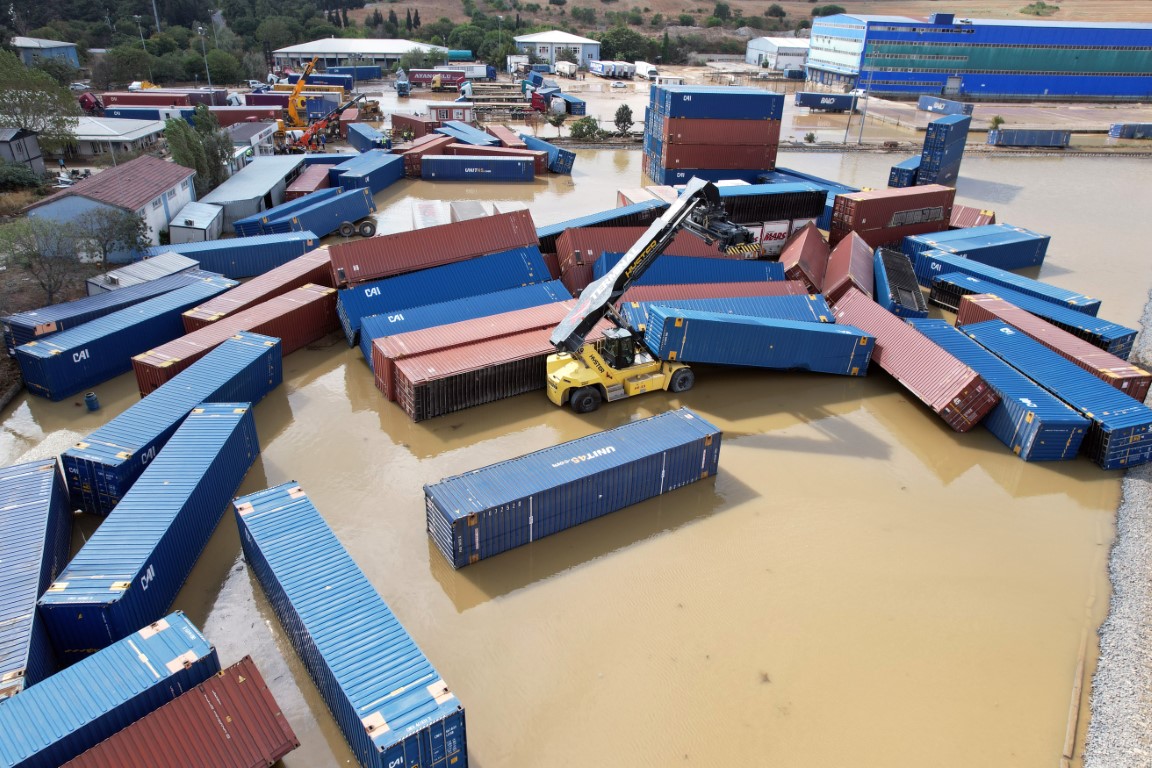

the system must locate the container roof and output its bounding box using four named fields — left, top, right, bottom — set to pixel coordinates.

left=26, top=155, right=194, bottom=213
left=273, top=38, right=445, bottom=56
left=11, top=36, right=76, bottom=49
left=200, top=156, right=306, bottom=203
left=172, top=201, right=223, bottom=228
left=514, top=31, right=599, bottom=45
